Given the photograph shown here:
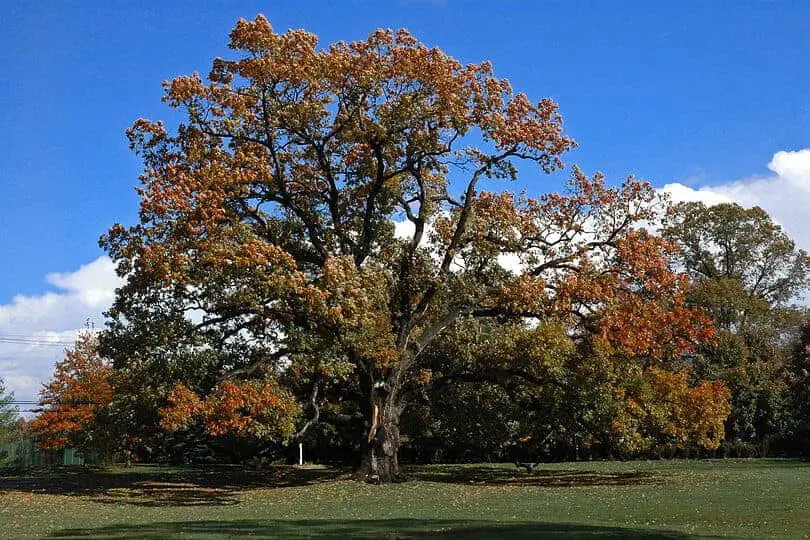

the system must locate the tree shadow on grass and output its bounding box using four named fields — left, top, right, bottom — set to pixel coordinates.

left=0, top=465, right=347, bottom=507
left=410, top=465, right=658, bottom=487
left=48, top=518, right=711, bottom=539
